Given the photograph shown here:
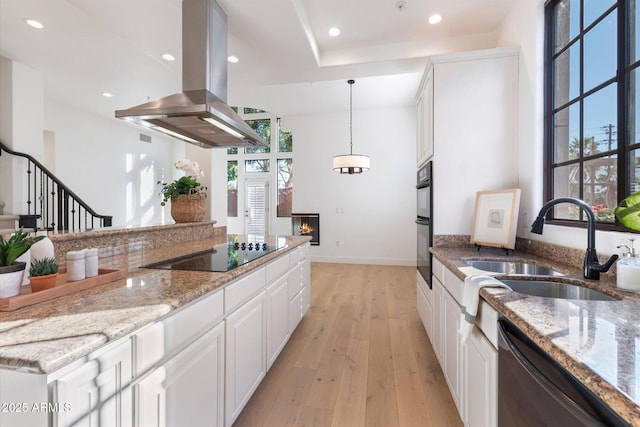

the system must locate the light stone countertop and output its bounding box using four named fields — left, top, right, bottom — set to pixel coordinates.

left=0, top=234, right=311, bottom=374
left=431, top=246, right=640, bottom=427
